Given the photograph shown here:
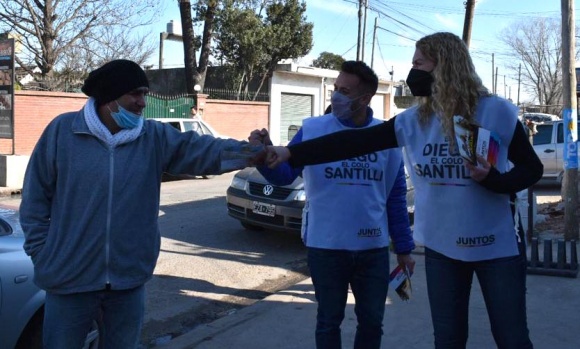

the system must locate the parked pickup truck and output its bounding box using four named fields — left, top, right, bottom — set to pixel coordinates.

left=533, top=119, right=580, bottom=184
